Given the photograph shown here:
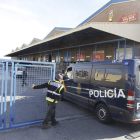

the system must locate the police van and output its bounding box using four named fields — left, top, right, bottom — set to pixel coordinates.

left=63, top=59, right=140, bottom=124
